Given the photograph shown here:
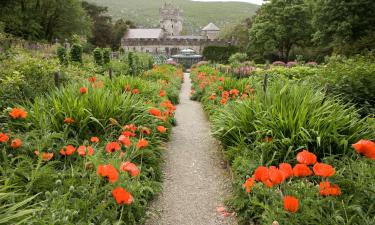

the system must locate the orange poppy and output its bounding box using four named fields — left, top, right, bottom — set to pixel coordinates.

left=209, top=94, right=216, bottom=100
left=229, top=89, right=239, bottom=96
left=9, top=108, right=27, bottom=119
left=254, top=166, right=269, bottom=182
left=64, top=118, right=75, bottom=124
left=149, top=108, right=162, bottom=117
left=97, top=164, right=119, bottom=183
left=132, top=89, right=139, bottom=94
left=77, top=146, right=93, bottom=156
left=140, top=127, right=151, bottom=135
left=122, top=131, right=136, bottom=137
left=41, top=152, right=54, bottom=161
left=218, top=86, right=223, bottom=91
left=157, top=126, right=167, bottom=133
left=105, top=142, right=121, bottom=153
left=222, top=91, right=230, bottom=98
left=118, top=135, right=131, bottom=147
left=268, top=166, right=285, bottom=185
left=136, top=139, right=149, bottom=149
left=279, top=163, right=293, bottom=179
left=352, top=139, right=375, bottom=160
left=80, top=87, right=87, bottom=94
left=90, top=136, right=100, bottom=143
left=0, top=132, right=9, bottom=143
left=283, top=196, right=299, bottom=213
left=88, top=76, right=96, bottom=83
left=319, top=181, right=341, bottom=196
left=112, top=187, right=133, bottom=205
left=293, top=164, right=312, bottom=177
left=296, top=150, right=317, bottom=165
left=243, top=177, right=255, bottom=193
left=123, top=124, right=137, bottom=132
left=220, top=98, right=228, bottom=105
left=159, top=90, right=166, bottom=97
left=120, top=162, right=140, bottom=177
left=60, top=145, right=76, bottom=156
left=10, top=138, right=22, bottom=149
left=313, top=163, right=335, bottom=177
